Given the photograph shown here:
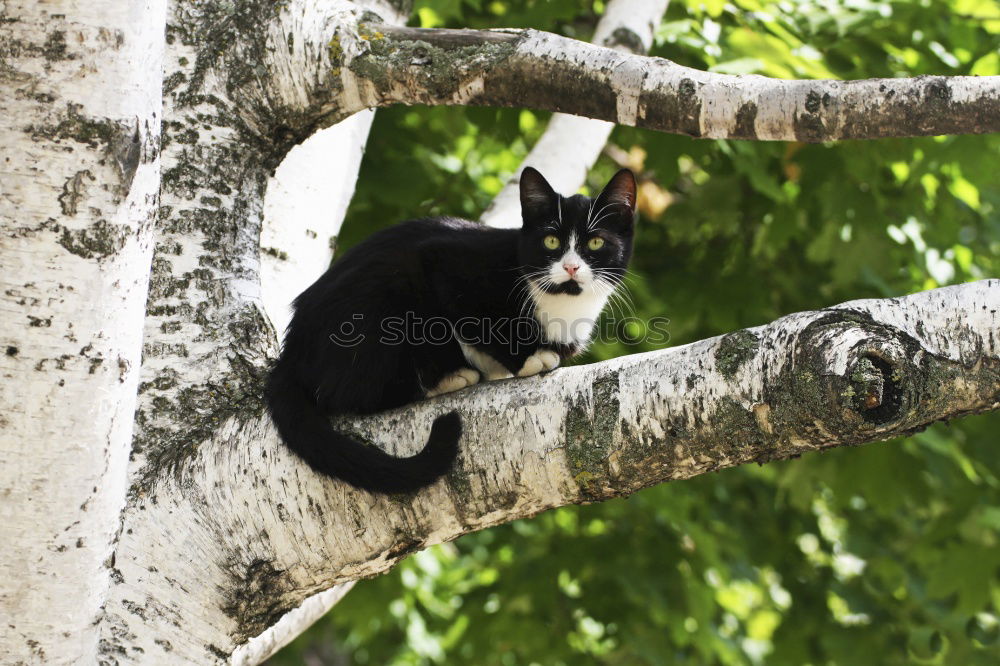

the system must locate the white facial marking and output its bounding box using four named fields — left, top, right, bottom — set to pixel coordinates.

left=547, top=233, right=594, bottom=286
left=528, top=233, right=612, bottom=346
